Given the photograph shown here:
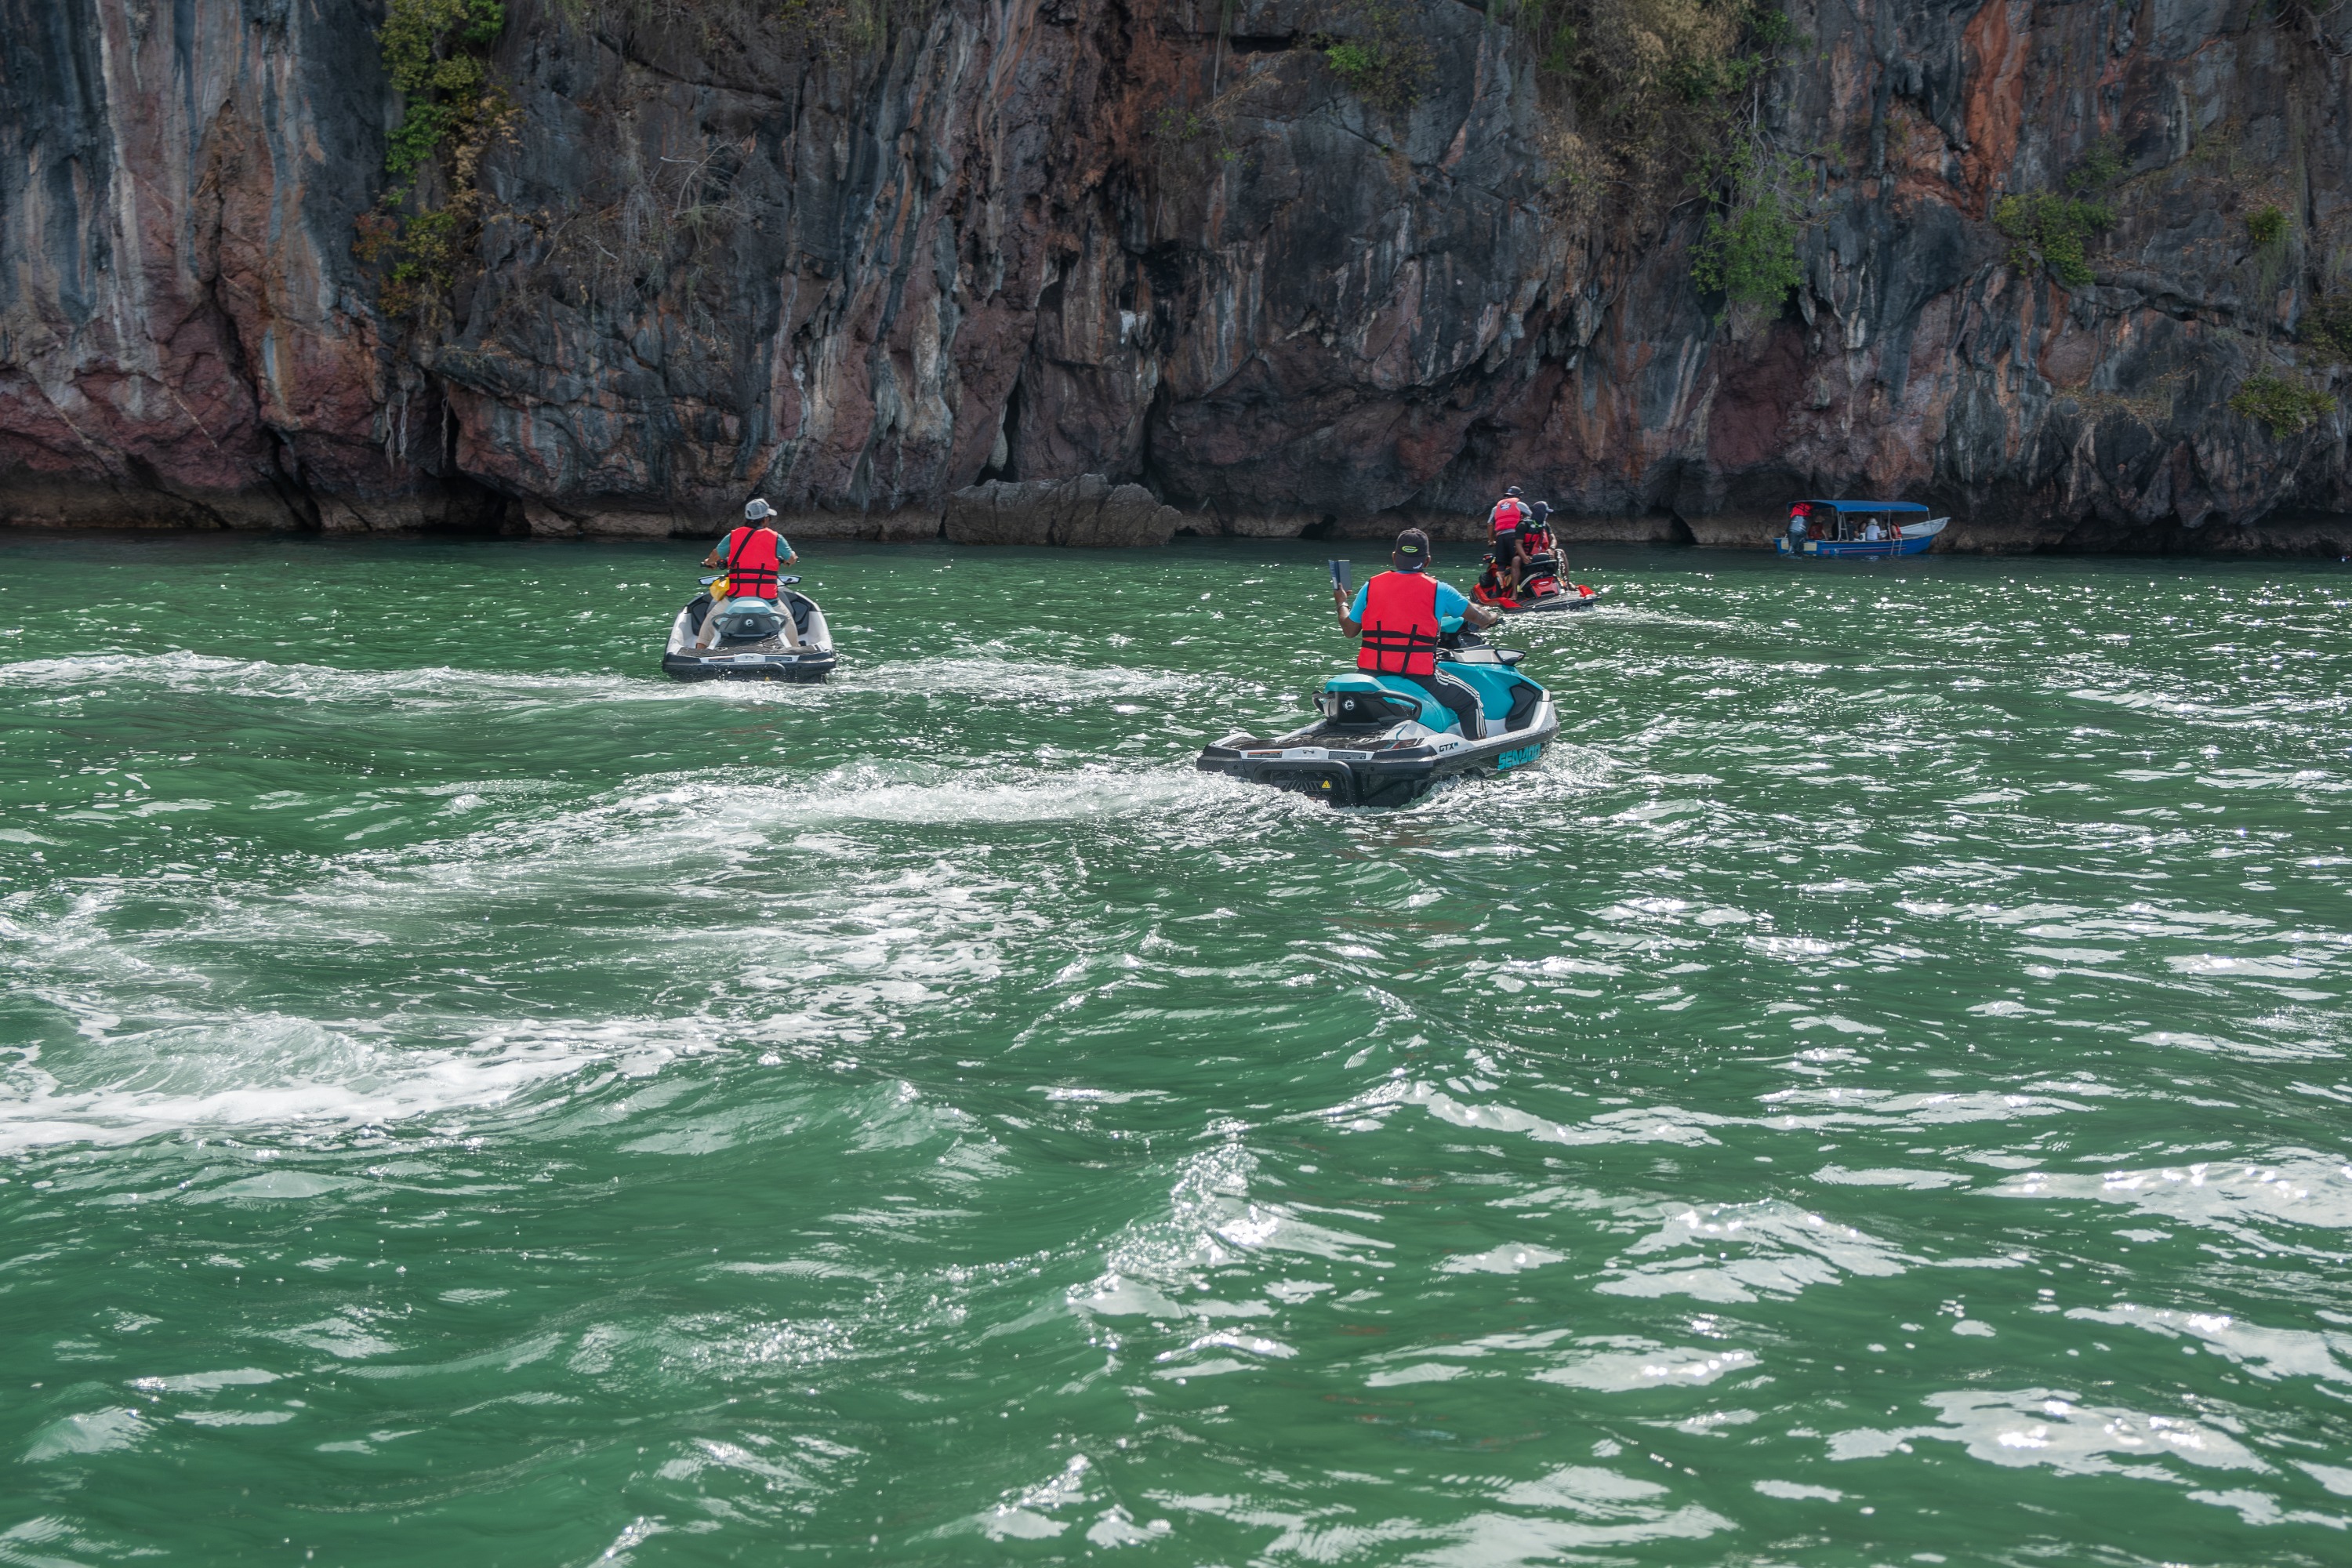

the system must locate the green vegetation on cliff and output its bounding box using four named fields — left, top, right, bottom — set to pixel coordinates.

left=357, top=0, right=514, bottom=325
left=2230, top=372, right=2334, bottom=437
left=1690, top=162, right=1806, bottom=310
left=1518, top=0, right=1807, bottom=313
left=1994, top=136, right=2124, bottom=289
left=1994, top=192, right=2114, bottom=287
left=1318, top=4, right=1436, bottom=111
